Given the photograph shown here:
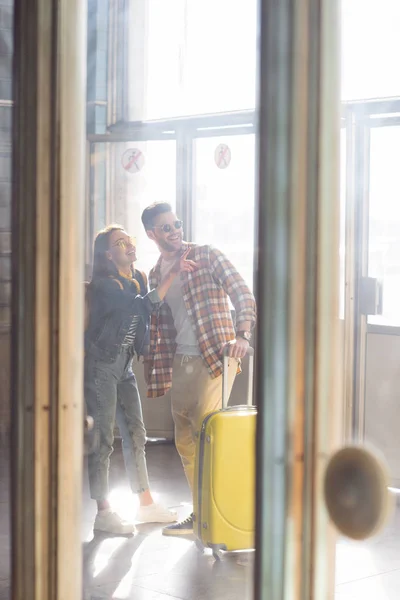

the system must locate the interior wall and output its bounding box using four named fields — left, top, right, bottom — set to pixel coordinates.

left=365, top=333, right=400, bottom=486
